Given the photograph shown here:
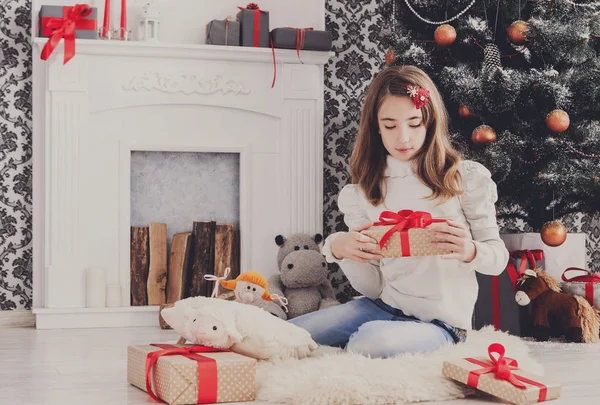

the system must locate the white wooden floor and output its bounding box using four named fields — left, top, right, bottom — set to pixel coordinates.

left=1, top=326, right=599, bottom=405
